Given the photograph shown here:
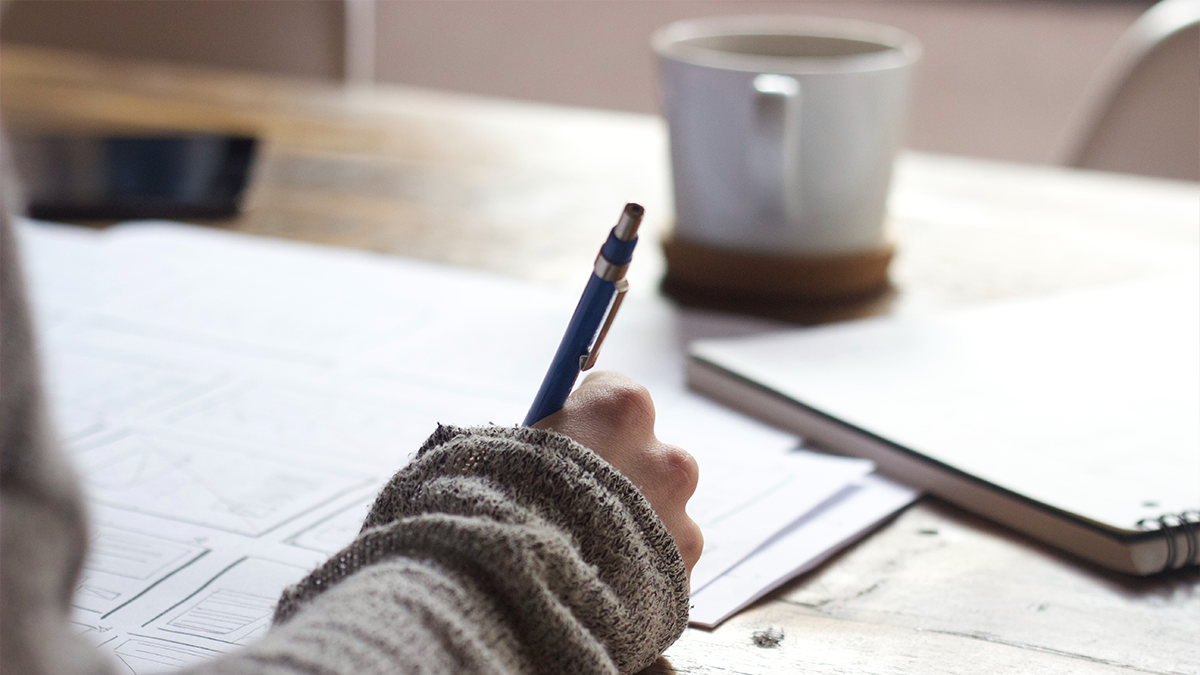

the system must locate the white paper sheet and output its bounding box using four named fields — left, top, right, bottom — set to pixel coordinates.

left=15, top=218, right=909, bottom=667
left=689, top=474, right=918, bottom=627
